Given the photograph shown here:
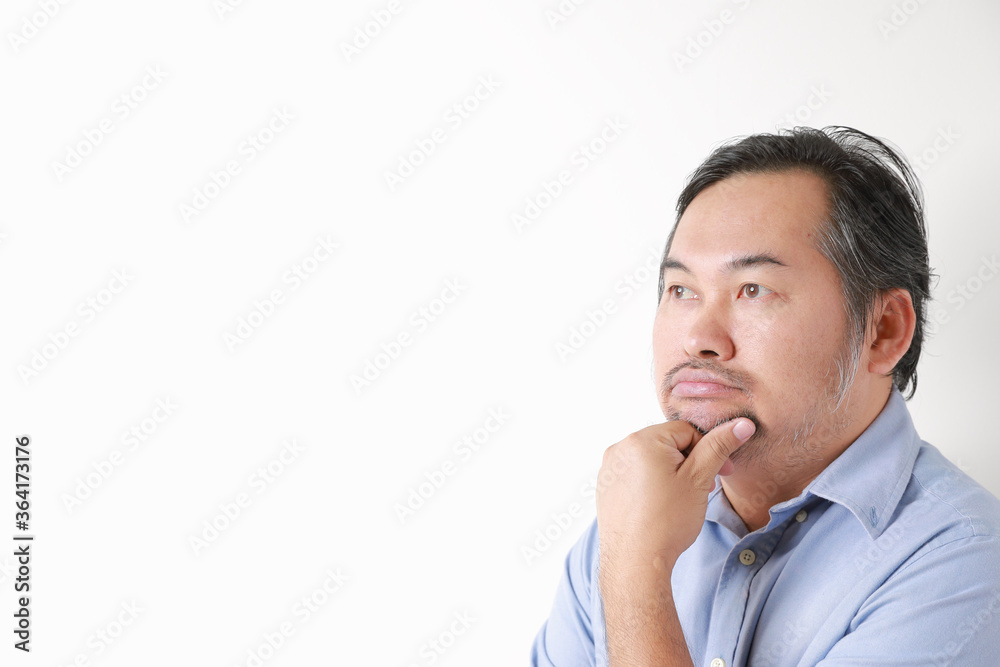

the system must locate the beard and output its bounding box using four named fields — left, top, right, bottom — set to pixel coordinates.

left=659, top=341, right=856, bottom=471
